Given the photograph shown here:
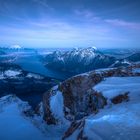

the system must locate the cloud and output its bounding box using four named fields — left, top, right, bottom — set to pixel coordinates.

left=105, top=19, right=140, bottom=30
left=73, top=9, right=100, bottom=22
left=32, top=0, right=54, bottom=11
